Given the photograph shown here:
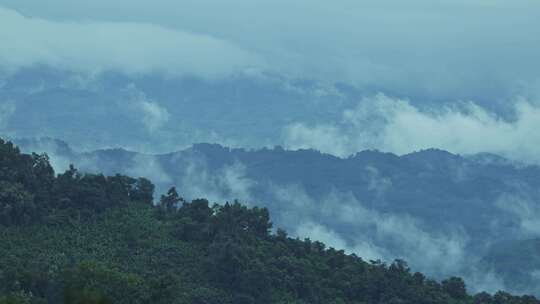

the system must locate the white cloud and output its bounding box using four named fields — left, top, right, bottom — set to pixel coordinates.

left=496, top=194, right=540, bottom=237
left=284, top=94, right=540, bottom=163
left=326, top=192, right=468, bottom=276
left=121, top=84, right=170, bottom=133
left=295, top=221, right=384, bottom=261
left=269, top=183, right=468, bottom=277
left=13, top=138, right=73, bottom=172
left=126, top=154, right=172, bottom=185
left=139, top=101, right=170, bottom=133
left=0, top=7, right=263, bottom=78
left=178, top=159, right=255, bottom=204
